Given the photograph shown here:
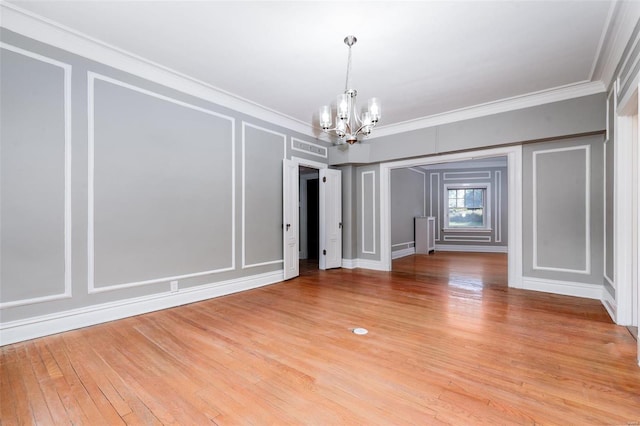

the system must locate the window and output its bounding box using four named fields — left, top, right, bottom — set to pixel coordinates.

left=445, top=185, right=490, bottom=229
